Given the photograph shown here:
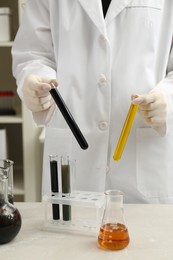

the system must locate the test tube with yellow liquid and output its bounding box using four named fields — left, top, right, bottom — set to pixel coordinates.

left=113, top=103, right=138, bottom=161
